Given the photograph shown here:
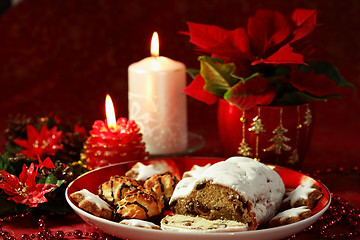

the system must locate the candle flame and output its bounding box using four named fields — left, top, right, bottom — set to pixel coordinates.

left=150, top=31, right=159, bottom=57
left=105, top=94, right=117, bottom=129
